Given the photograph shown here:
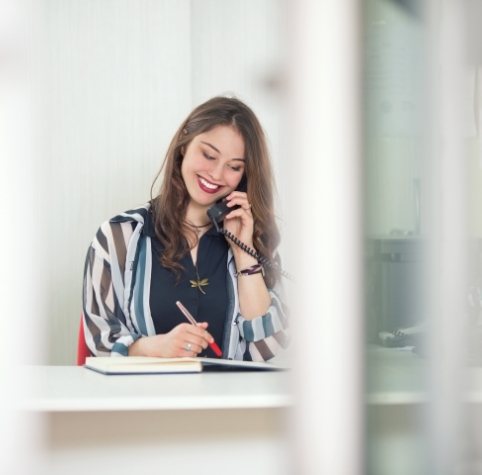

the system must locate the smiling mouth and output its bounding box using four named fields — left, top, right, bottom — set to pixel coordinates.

left=198, top=176, right=222, bottom=194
